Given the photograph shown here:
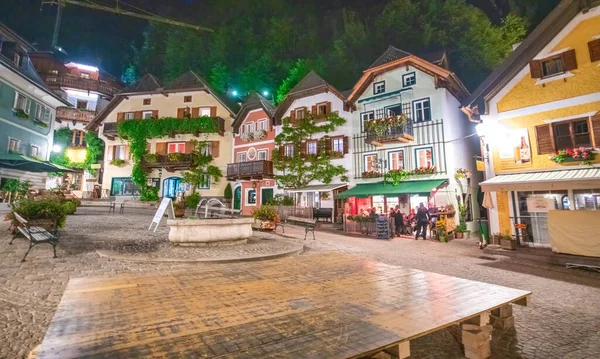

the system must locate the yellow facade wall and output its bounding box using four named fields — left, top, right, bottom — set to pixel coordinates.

left=492, top=101, right=600, bottom=174
left=496, top=191, right=511, bottom=235
left=497, top=14, right=600, bottom=113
